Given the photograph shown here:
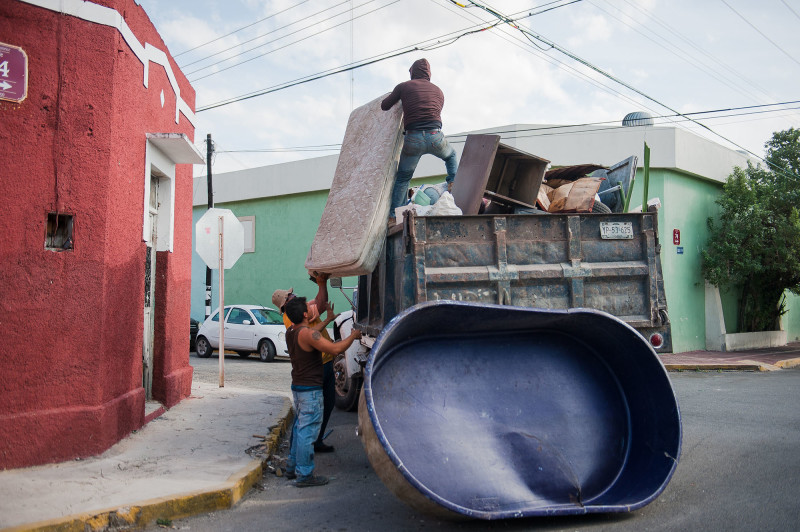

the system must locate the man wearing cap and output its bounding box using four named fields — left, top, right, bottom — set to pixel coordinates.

left=272, top=273, right=338, bottom=453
